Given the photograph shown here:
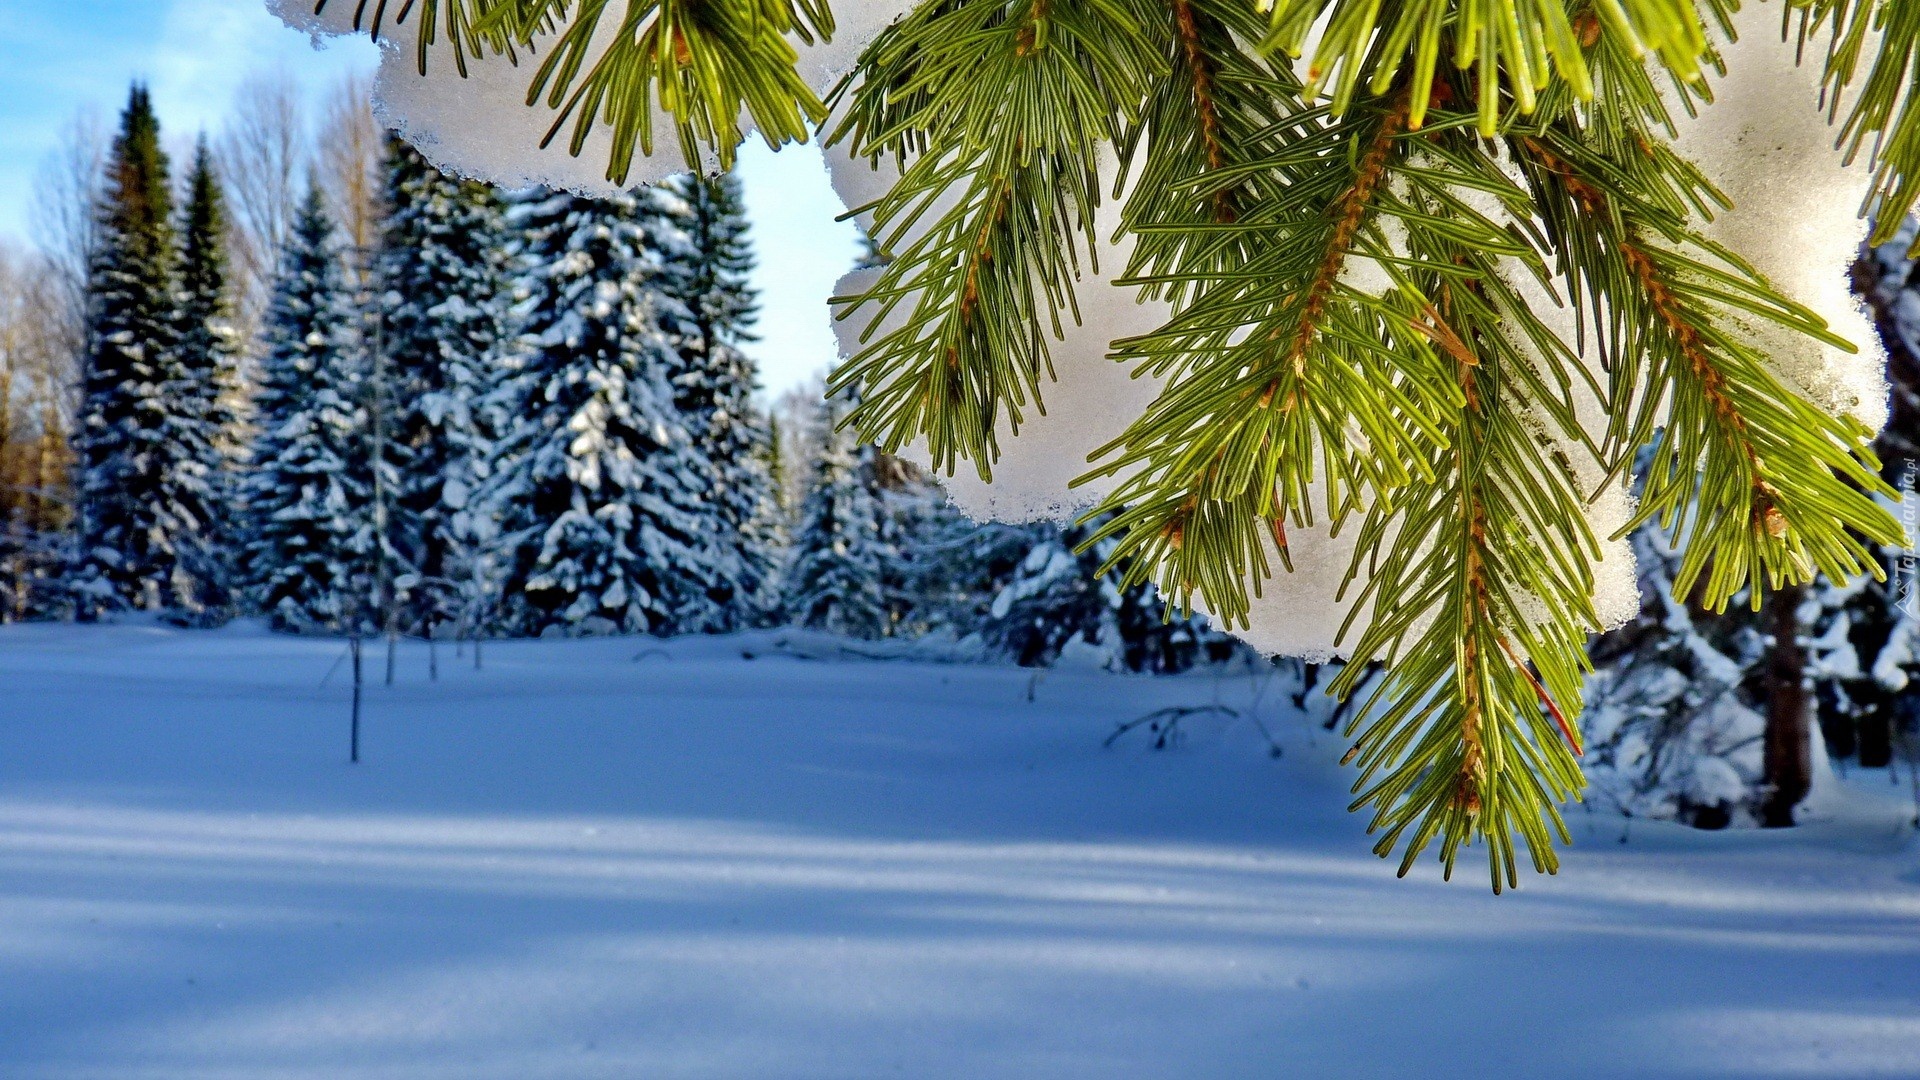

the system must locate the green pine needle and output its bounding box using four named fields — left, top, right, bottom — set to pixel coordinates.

left=312, top=0, right=833, bottom=179
left=825, top=0, right=1162, bottom=478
